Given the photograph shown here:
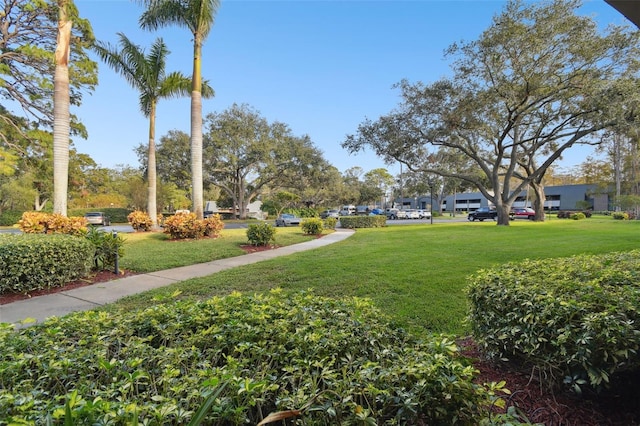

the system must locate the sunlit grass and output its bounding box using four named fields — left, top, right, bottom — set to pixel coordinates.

left=119, top=226, right=329, bottom=272
left=109, top=218, right=640, bottom=336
